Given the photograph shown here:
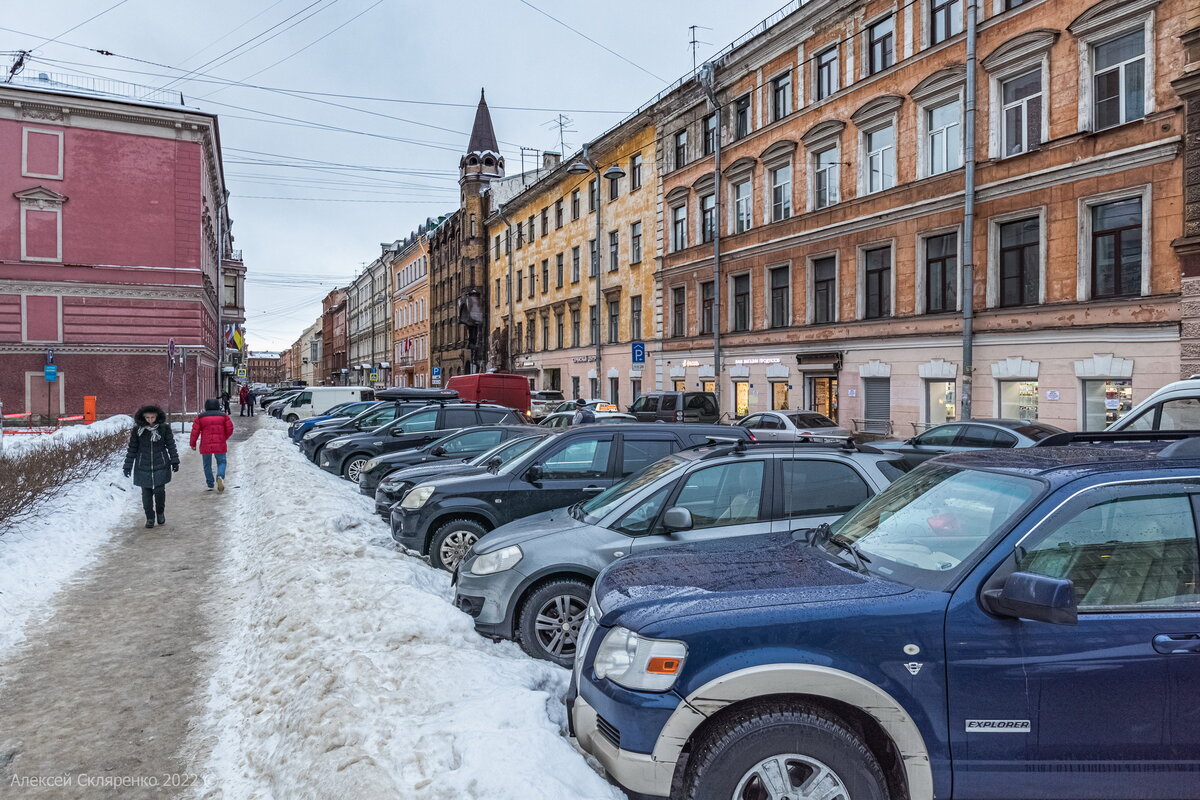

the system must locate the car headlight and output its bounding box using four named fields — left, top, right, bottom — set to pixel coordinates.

left=326, top=438, right=348, bottom=449
left=469, top=545, right=523, bottom=575
left=592, top=626, right=687, bottom=692
left=303, top=431, right=319, bottom=441
left=363, top=458, right=381, bottom=472
left=400, top=485, right=435, bottom=509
